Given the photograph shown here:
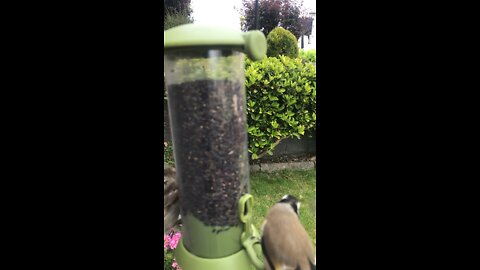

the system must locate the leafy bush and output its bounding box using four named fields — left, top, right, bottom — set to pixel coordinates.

left=164, top=54, right=317, bottom=161
left=266, top=27, right=299, bottom=59
left=245, top=56, right=316, bottom=159
left=299, top=49, right=316, bottom=64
